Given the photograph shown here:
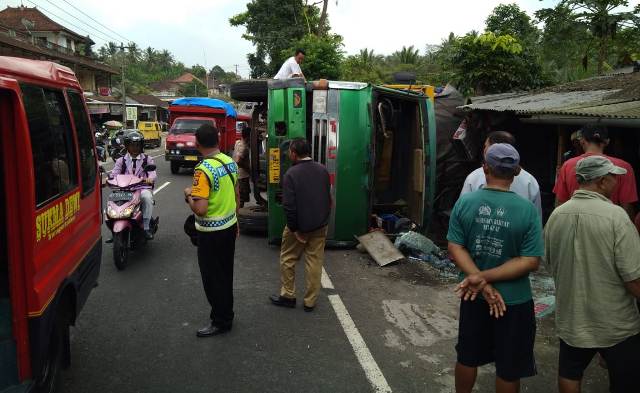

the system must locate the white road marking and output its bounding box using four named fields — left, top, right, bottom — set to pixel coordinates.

left=328, top=294, right=392, bottom=393
left=321, top=267, right=334, bottom=289
left=153, top=181, right=171, bottom=195
left=151, top=153, right=164, bottom=158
